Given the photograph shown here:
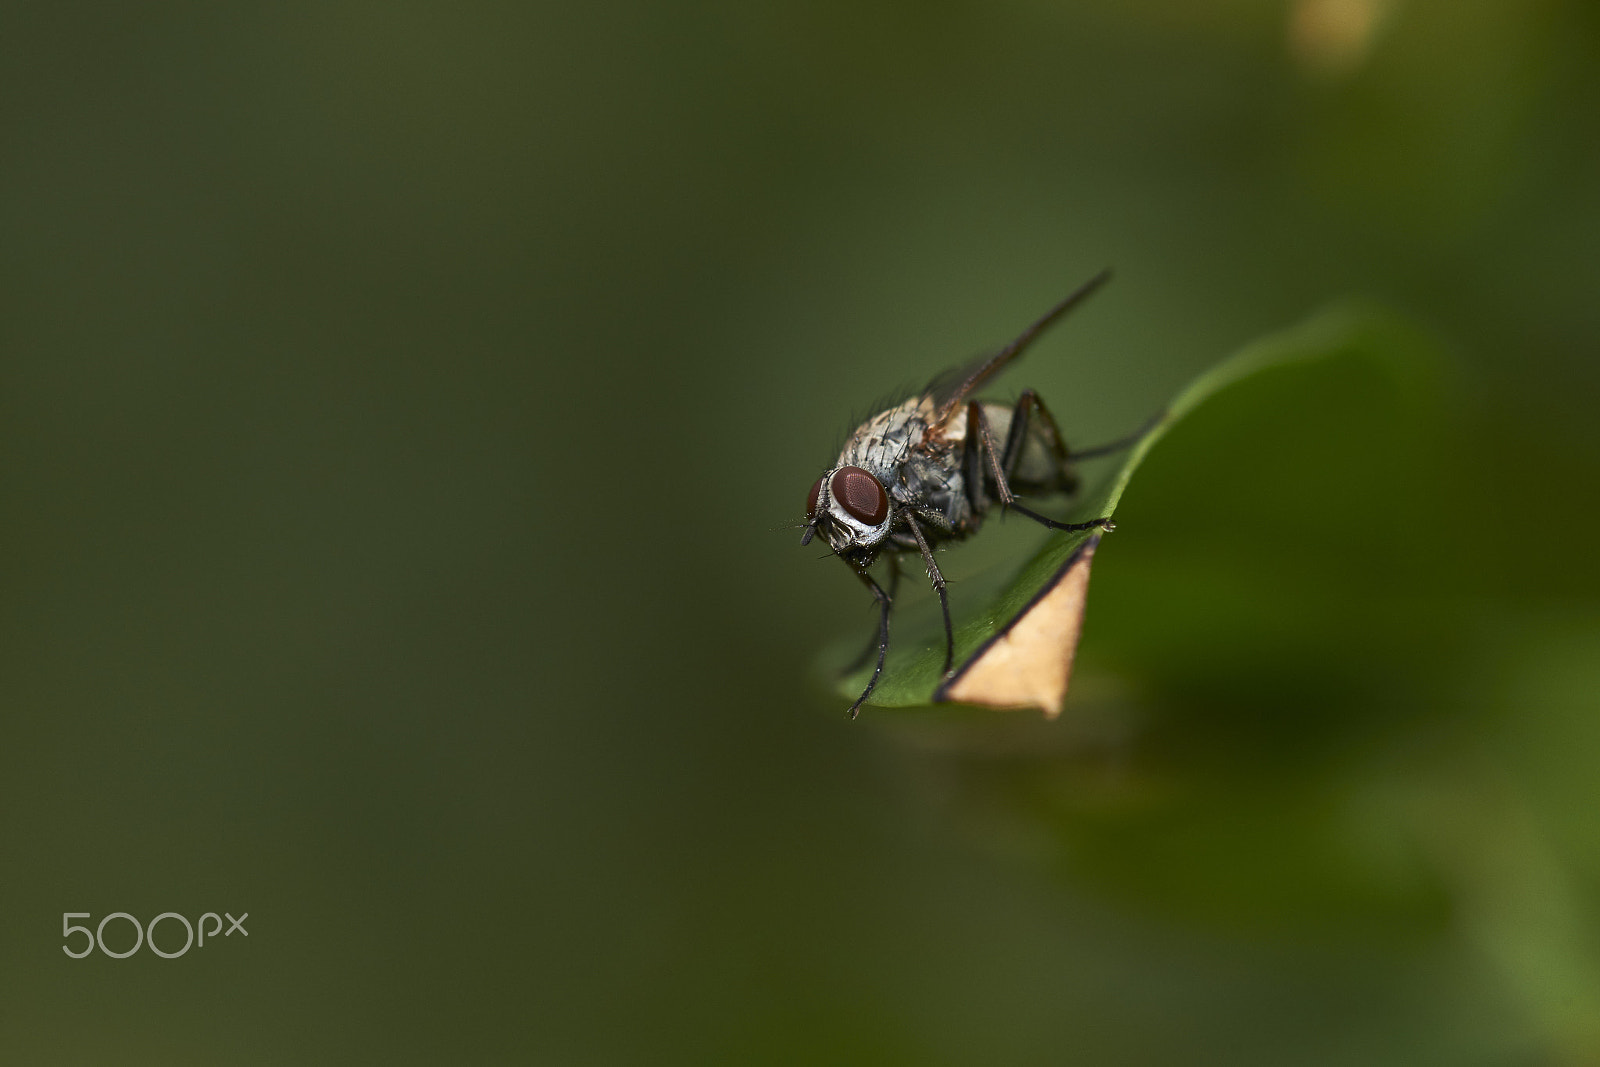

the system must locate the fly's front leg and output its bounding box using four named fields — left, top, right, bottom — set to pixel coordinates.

left=847, top=567, right=893, bottom=719
left=841, top=554, right=899, bottom=676
left=903, top=512, right=954, bottom=676
left=969, top=399, right=1115, bottom=535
